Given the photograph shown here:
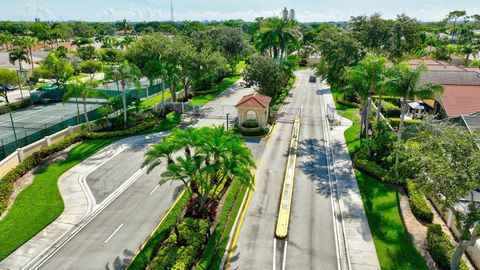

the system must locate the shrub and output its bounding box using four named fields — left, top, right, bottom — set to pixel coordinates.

left=389, top=118, right=422, bottom=128
left=406, top=180, right=434, bottom=223
left=241, top=122, right=259, bottom=128
left=148, top=218, right=210, bottom=270
left=84, top=120, right=157, bottom=140
left=353, top=147, right=403, bottom=184
left=380, top=101, right=402, bottom=118
left=232, top=126, right=269, bottom=137
left=337, top=100, right=361, bottom=108
left=427, top=224, right=469, bottom=270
